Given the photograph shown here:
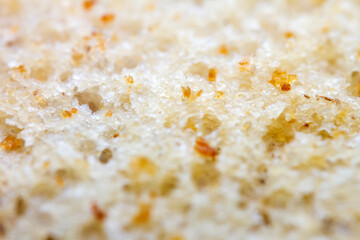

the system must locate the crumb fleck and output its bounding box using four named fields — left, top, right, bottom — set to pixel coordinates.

left=218, top=44, right=228, bottom=55
left=238, top=59, right=250, bottom=72
left=101, top=14, right=115, bottom=23
left=83, top=0, right=95, bottom=10
left=194, top=137, right=218, bottom=160
left=284, top=32, right=294, bottom=38
left=181, top=86, right=191, bottom=98
left=269, top=70, right=297, bottom=91
left=62, top=110, right=72, bottom=118
left=105, top=110, right=113, bottom=117
left=281, top=83, right=291, bottom=91
left=208, top=68, right=217, bottom=82
left=132, top=203, right=151, bottom=224
left=0, top=135, right=24, bottom=151
left=91, top=203, right=106, bottom=221
left=125, top=76, right=134, bottom=84
left=71, top=108, right=78, bottom=114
